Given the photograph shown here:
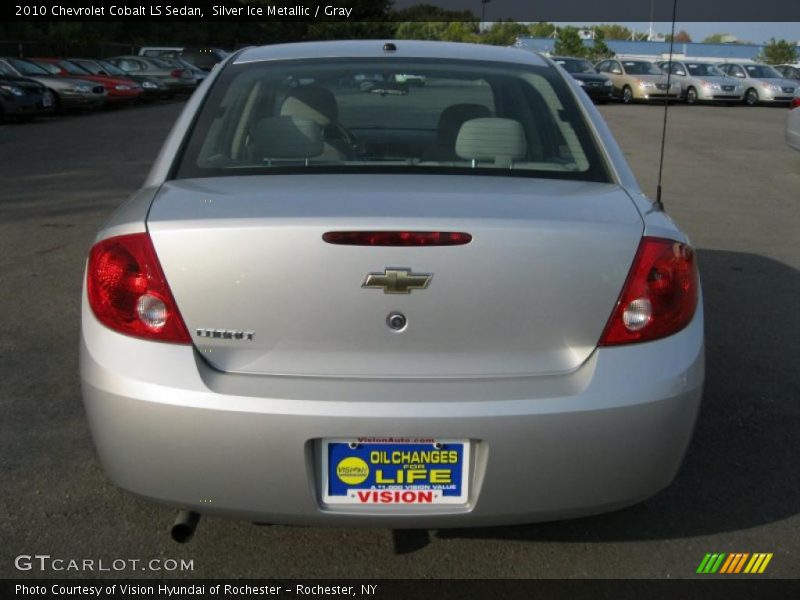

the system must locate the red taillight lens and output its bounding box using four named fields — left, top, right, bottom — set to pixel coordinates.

left=323, top=231, right=472, bottom=246
left=791, top=97, right=800, bottom=109
left=599, top=237, right=698, bottom=346
left=170, top=68, right=184, bottom=78
left=87, top=233, right=190, bottom=344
